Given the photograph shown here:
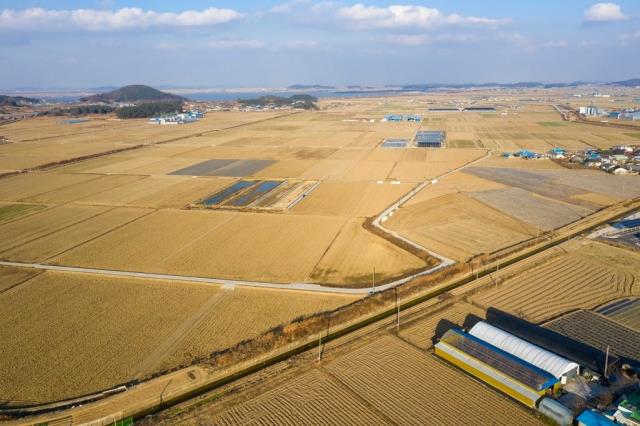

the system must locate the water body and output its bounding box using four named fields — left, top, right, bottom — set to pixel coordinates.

left=187, top=90, right=413, bottom=101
